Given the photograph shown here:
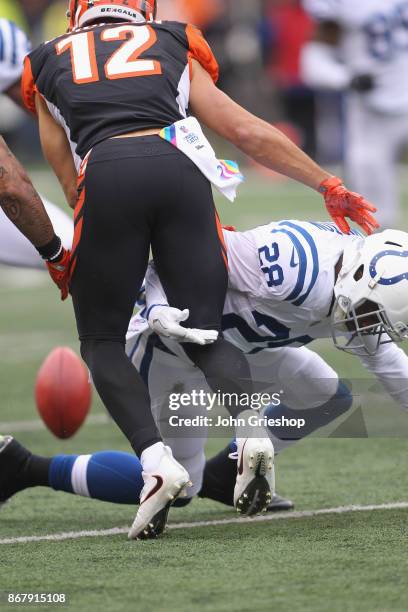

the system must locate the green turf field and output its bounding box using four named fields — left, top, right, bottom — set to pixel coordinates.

left=1, top=170, right=408, bottom=611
